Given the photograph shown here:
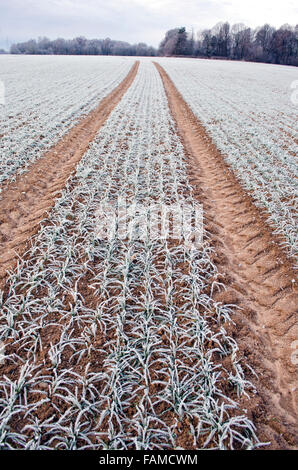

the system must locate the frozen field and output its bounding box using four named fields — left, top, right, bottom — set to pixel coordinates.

left=0, top=56, right=297, bottom=450
left=157, top=58, right=298, bottom=260
left=0, top=55, right=134, bottom=183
